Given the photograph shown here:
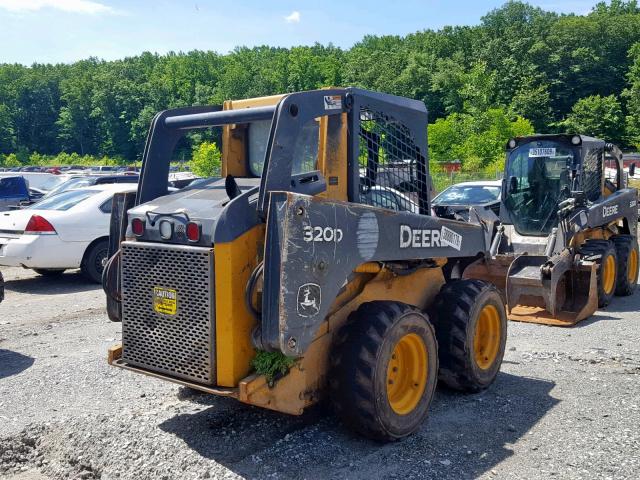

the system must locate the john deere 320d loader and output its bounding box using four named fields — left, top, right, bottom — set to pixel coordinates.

left=104, top=88, right=508, bottom=440
left=464, top=134, right=638, bottom=325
